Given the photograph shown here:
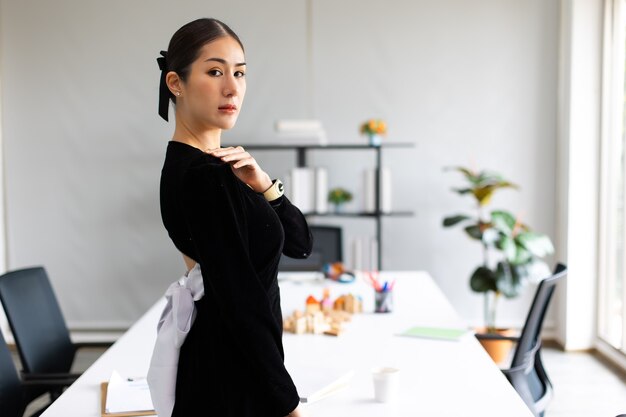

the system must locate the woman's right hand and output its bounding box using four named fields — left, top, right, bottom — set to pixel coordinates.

left=287, top=404, right=309, bottom=417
